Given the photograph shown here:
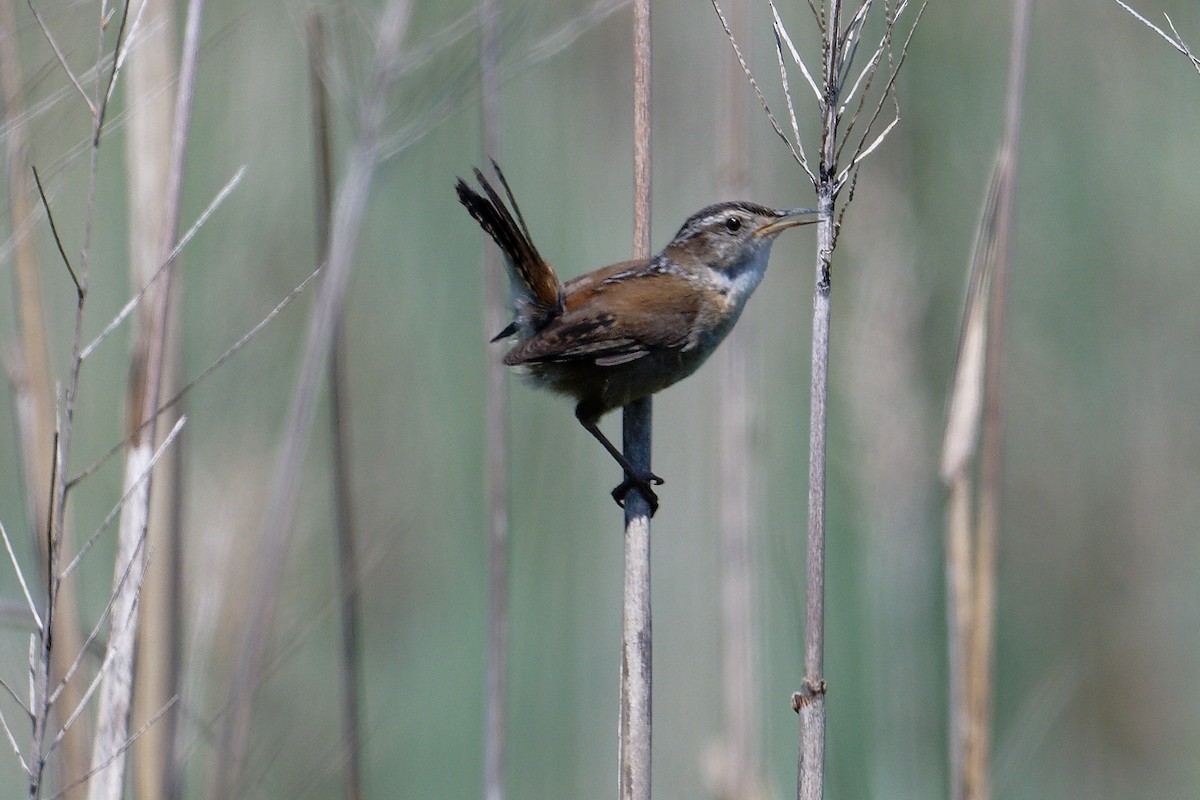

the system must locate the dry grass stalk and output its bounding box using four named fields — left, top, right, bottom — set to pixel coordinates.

left=0, top=1, right=93, bottom=793
left=939, top=1, right=1031, bottom=798
left=306, top=13, right=365, bottom=800
left=712, top=0, right=765, bottom=798
left=619, top=1, right=654, bottom=798
left=120, top=1, right=185, bottom=796
left=713, top=1, right=927, bottom=798
left=7, top=2, right=155, bottom=796
left=1114, top=1, right=1200, bottom=75
left=90, top=0, right=207, bottom=796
